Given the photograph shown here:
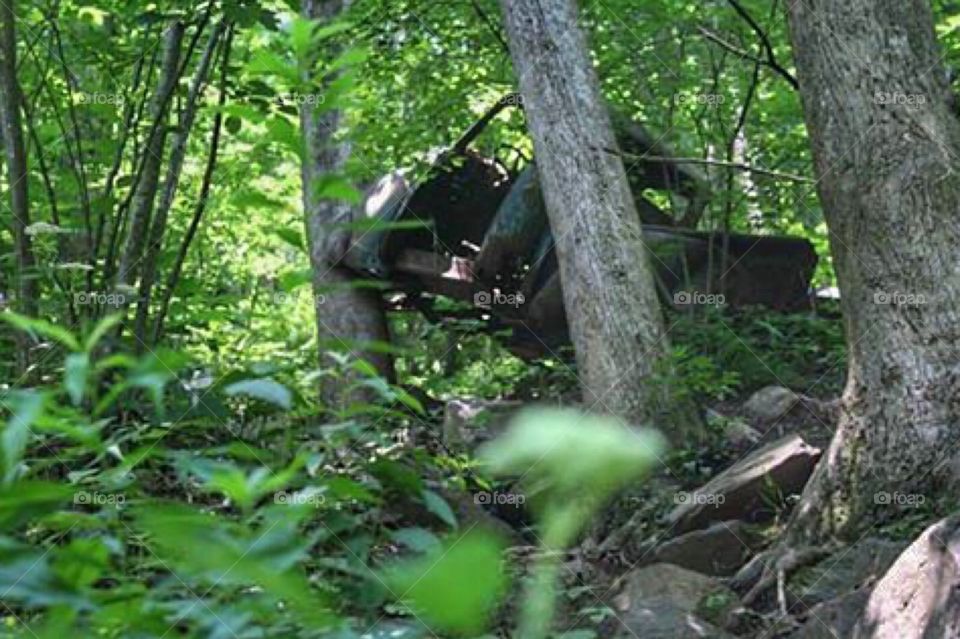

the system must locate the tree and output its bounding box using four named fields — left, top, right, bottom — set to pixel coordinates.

left=0, top=0, right=39, bottom=370
left=300, top=0, right=393, bottom=408
left=499, top=0, right=694, bottom=431
left=743, top=0, right=960, bottom=596
left=114, top=21, right=184, bottom=296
